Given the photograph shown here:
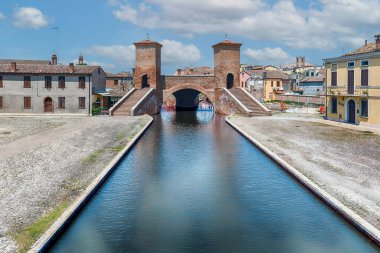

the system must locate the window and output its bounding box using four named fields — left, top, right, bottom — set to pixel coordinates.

left=361, top=100, right=368, bottom=118
left=361, top=69, right=368, bottom=86
left=331, top=71, right=337, bottom=86
left=277, top=81, right=280, bottom=87
left=58, top=97, right=65, bottom=109
left=24, top=97, right=31, bottom=109
left=271, top=81, right=274, bottom=87
left=78, top=97, right=85, bottom=109
left=45, top=76, right=52, bottom=89
left=114, top=80, right=118, bottom=86
left=58, top=76, right=65, bottom=89
left=0, top=96, right=2, bottom=108
left=361, top=60, right=369, bottom=67
left=24, top=76, right=31, bottom=88
left=79, top=76, right=86, bottom=89
left=347, top=61, right=355, bottom=68
left=0, top=76, right=3, bottom=88
left=331, top=97, right=337, bottom=114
